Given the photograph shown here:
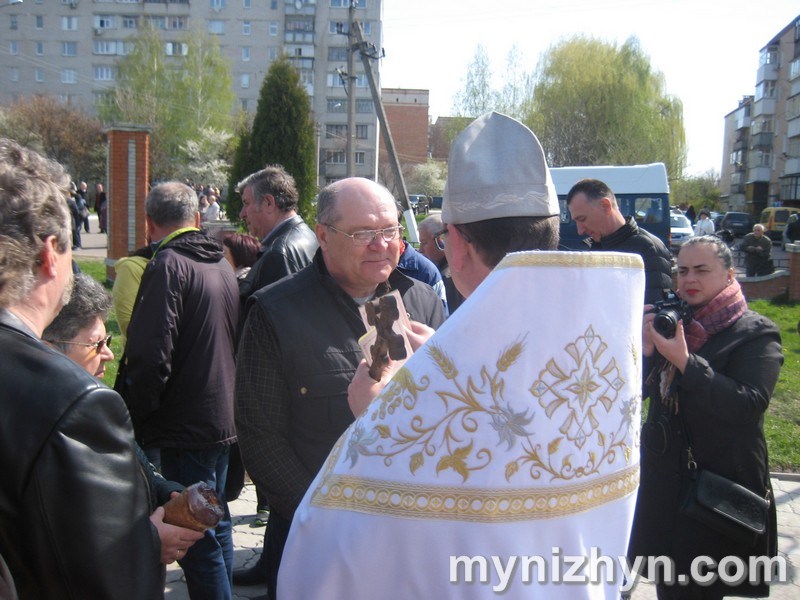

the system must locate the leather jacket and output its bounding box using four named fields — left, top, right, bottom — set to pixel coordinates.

left=0, top=310, right=163, bottom=599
